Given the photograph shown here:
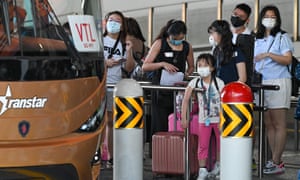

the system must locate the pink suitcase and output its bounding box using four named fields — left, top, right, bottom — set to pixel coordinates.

left=168, top=113, right=217, bottom=171
left=168, top=113, right=199, bottom=135
left=152, top=131, right=199, bottom=176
